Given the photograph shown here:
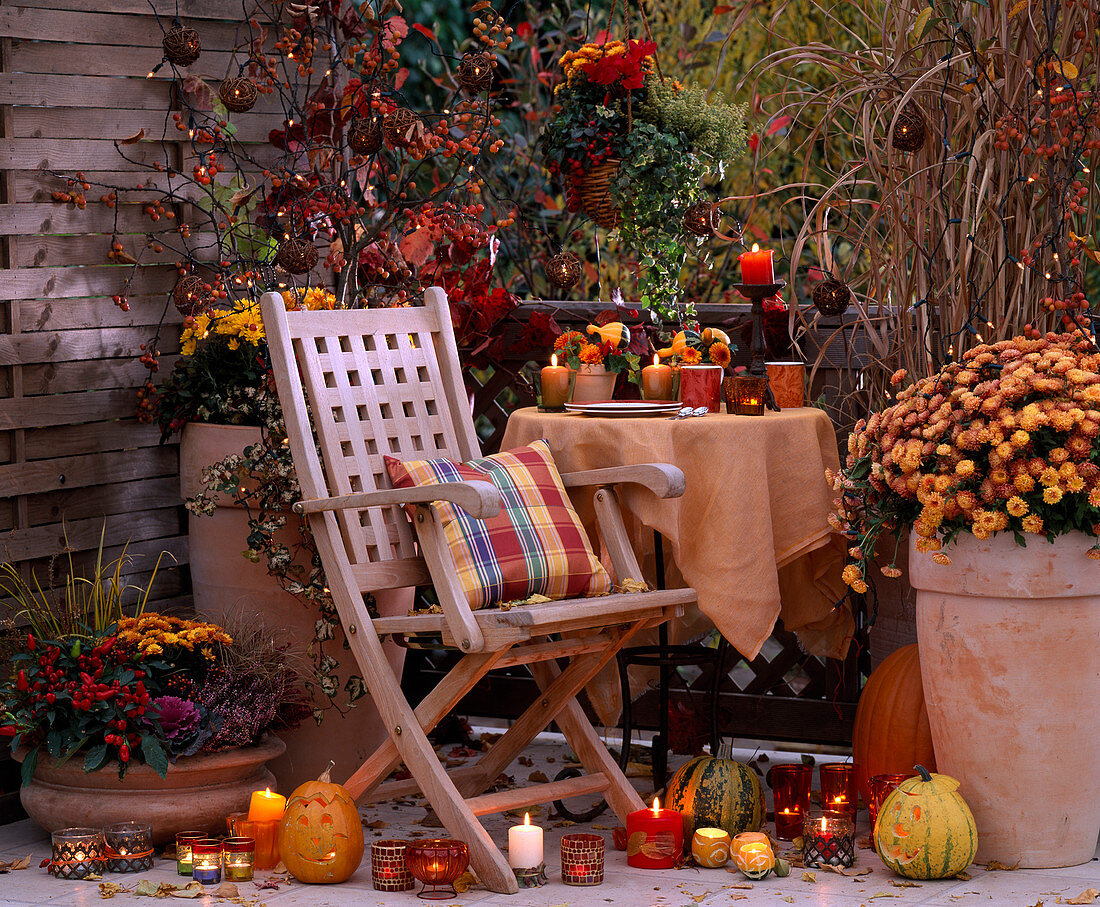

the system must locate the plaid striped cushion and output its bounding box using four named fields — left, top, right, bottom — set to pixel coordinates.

left=384, top=440, right=611, bottom=610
